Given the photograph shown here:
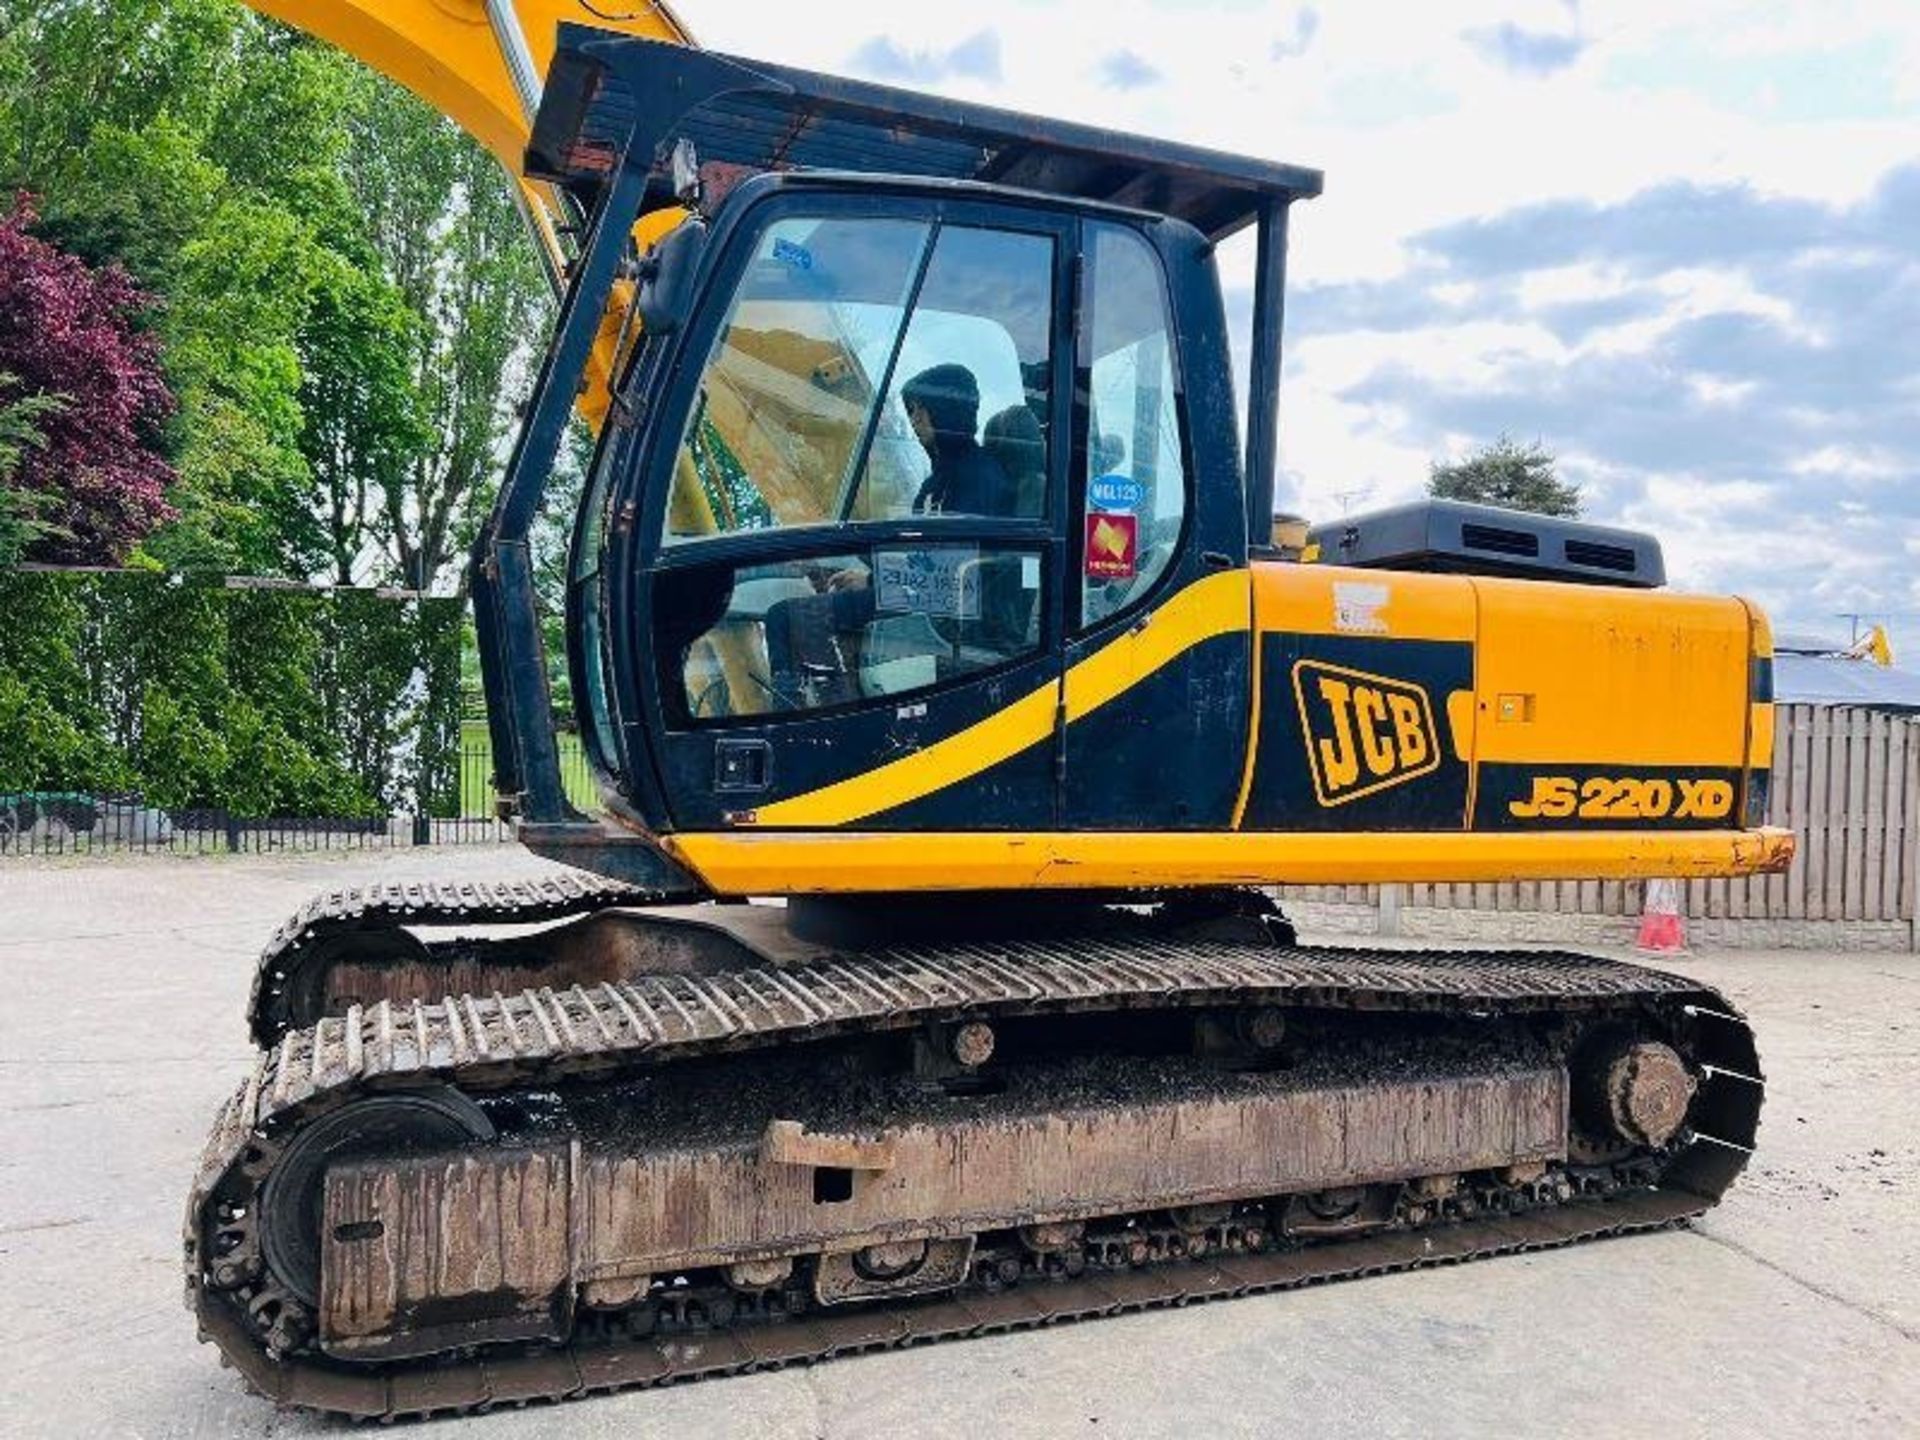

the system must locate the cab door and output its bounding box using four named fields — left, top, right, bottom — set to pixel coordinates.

left=1057, top=220, right=1253, bottom=829
left=629, top=190, right=1076, bottom=834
